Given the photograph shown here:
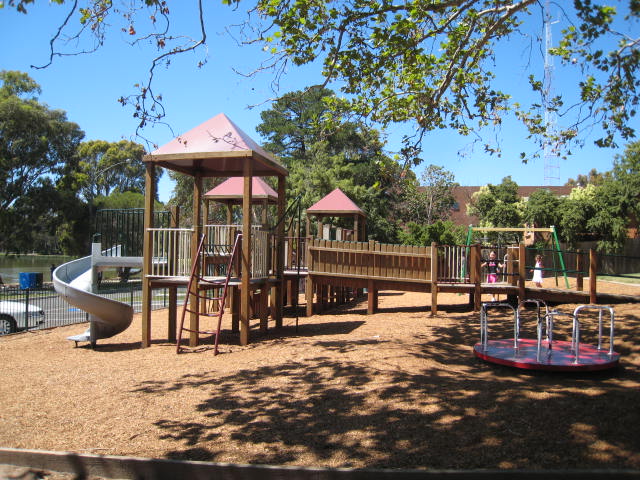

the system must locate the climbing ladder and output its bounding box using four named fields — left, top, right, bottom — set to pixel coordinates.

left=176, top=233, right=242, bottom=355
